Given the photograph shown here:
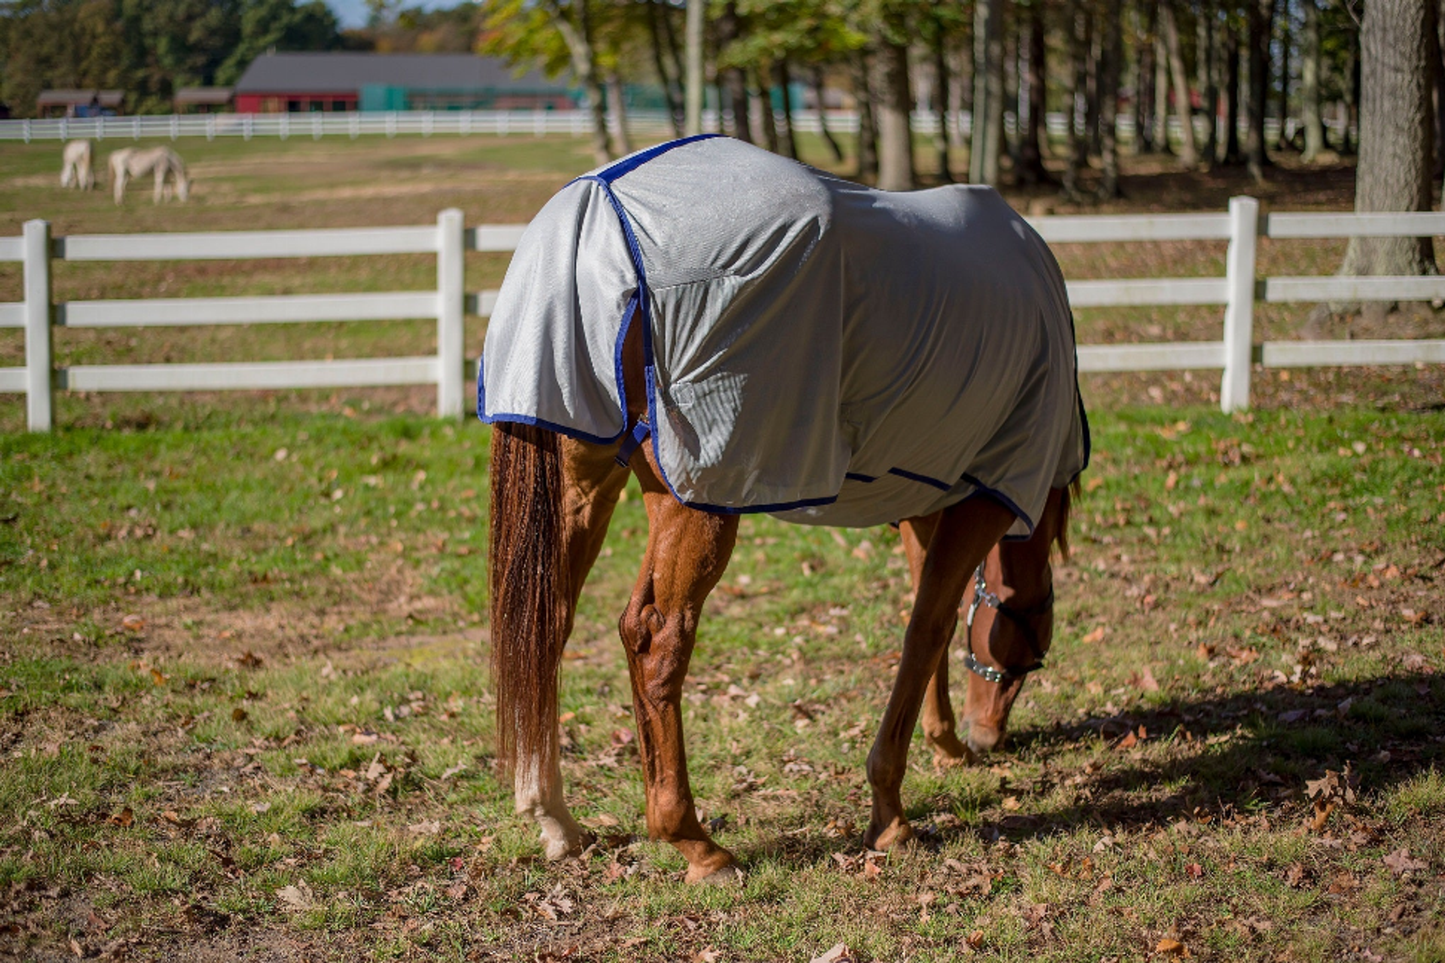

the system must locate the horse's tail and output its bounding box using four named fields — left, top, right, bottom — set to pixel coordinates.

left=1053, top=480, right=1079, bottom=561
left=489, top=421, right=566, bottom=780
